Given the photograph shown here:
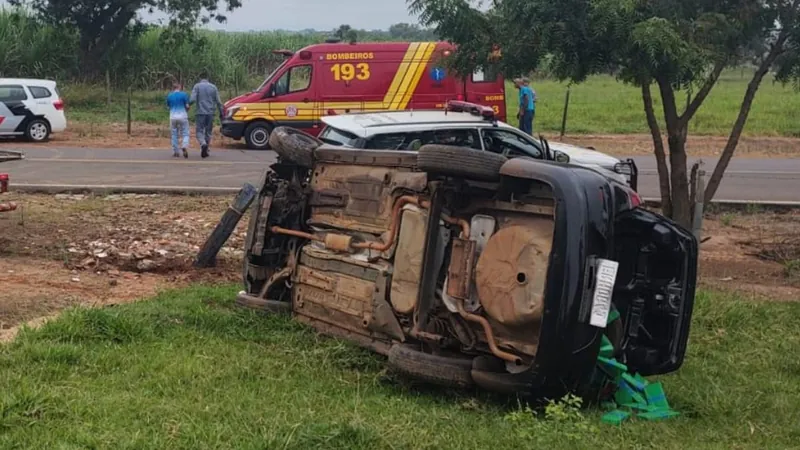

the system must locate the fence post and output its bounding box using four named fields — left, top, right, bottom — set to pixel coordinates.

left=559, top=86, right=571, bottom=139
left=106, top=70, right=112, bottom=106
left=692, top=163, right=706, bottom=240
left=127, top=87, right=132, bottom=136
